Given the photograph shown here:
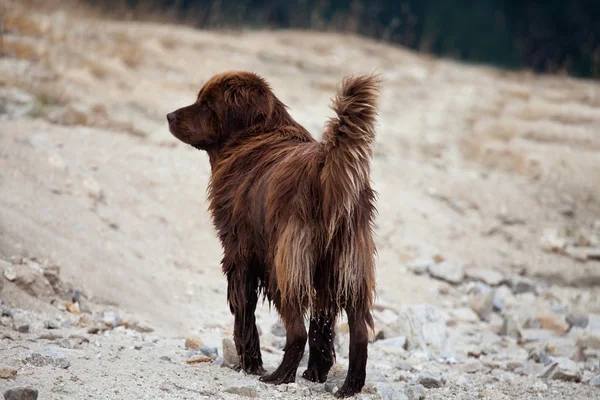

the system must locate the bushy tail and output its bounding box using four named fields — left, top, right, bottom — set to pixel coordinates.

left=321, top=73, right=381, bottom=241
